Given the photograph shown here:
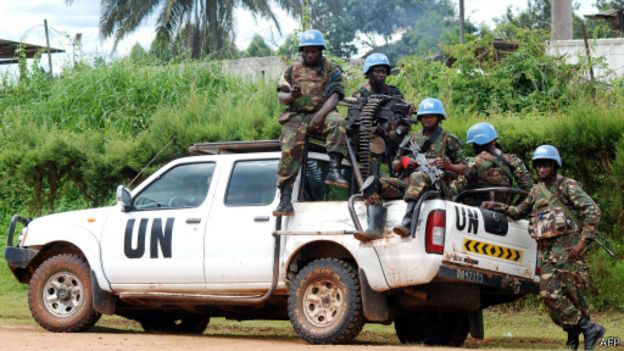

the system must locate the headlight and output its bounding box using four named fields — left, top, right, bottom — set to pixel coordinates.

left=17, top=227, right=28, bottom=246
